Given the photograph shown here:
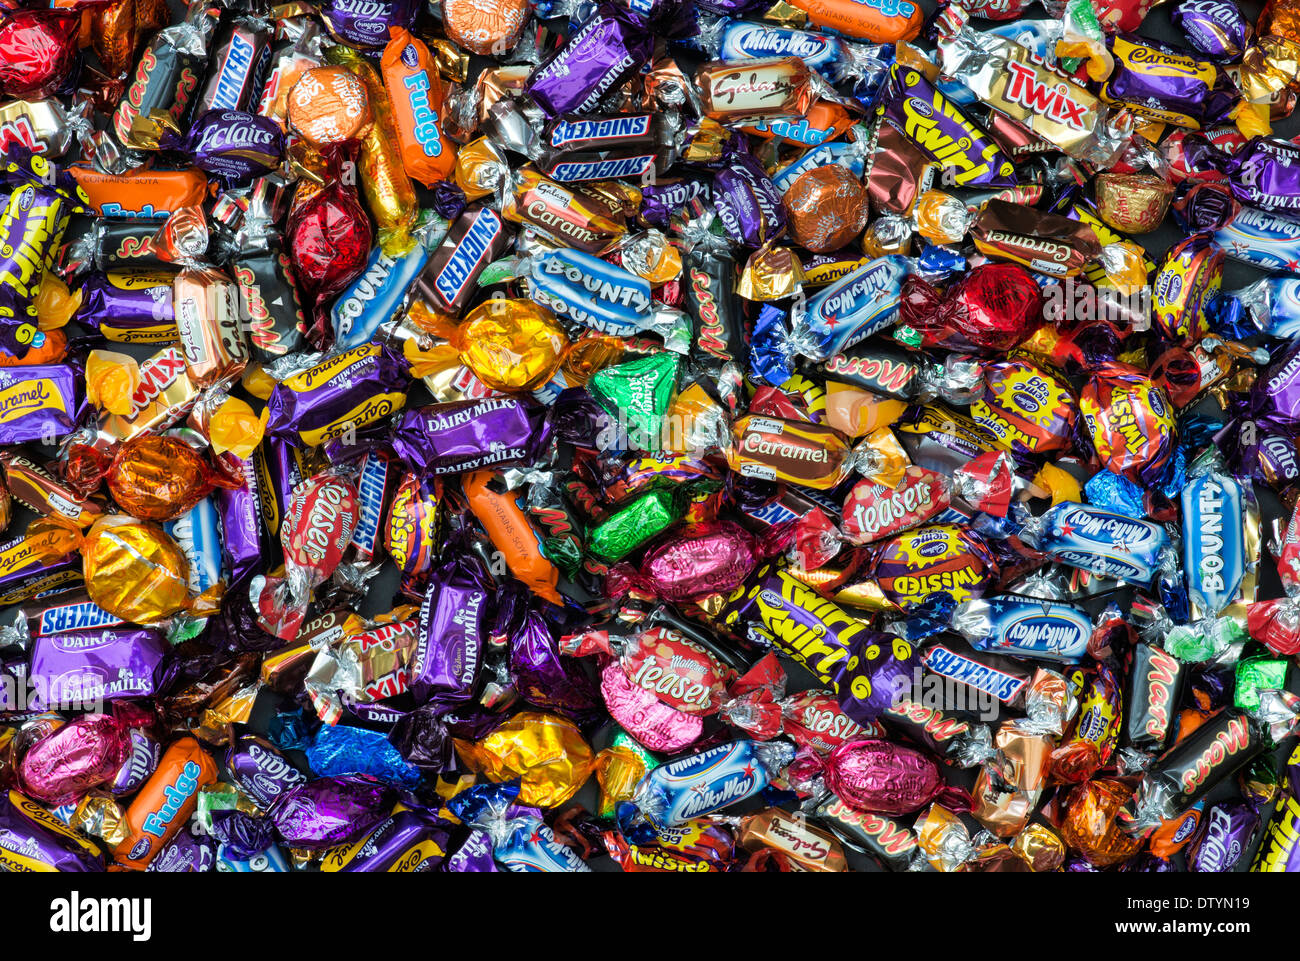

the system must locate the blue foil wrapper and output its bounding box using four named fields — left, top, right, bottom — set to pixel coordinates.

left=305, top=724, right=422, bottom=788
left=749, top=304, right=793, bottom=386
left=1083, top=470, right=1146, bottom=518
